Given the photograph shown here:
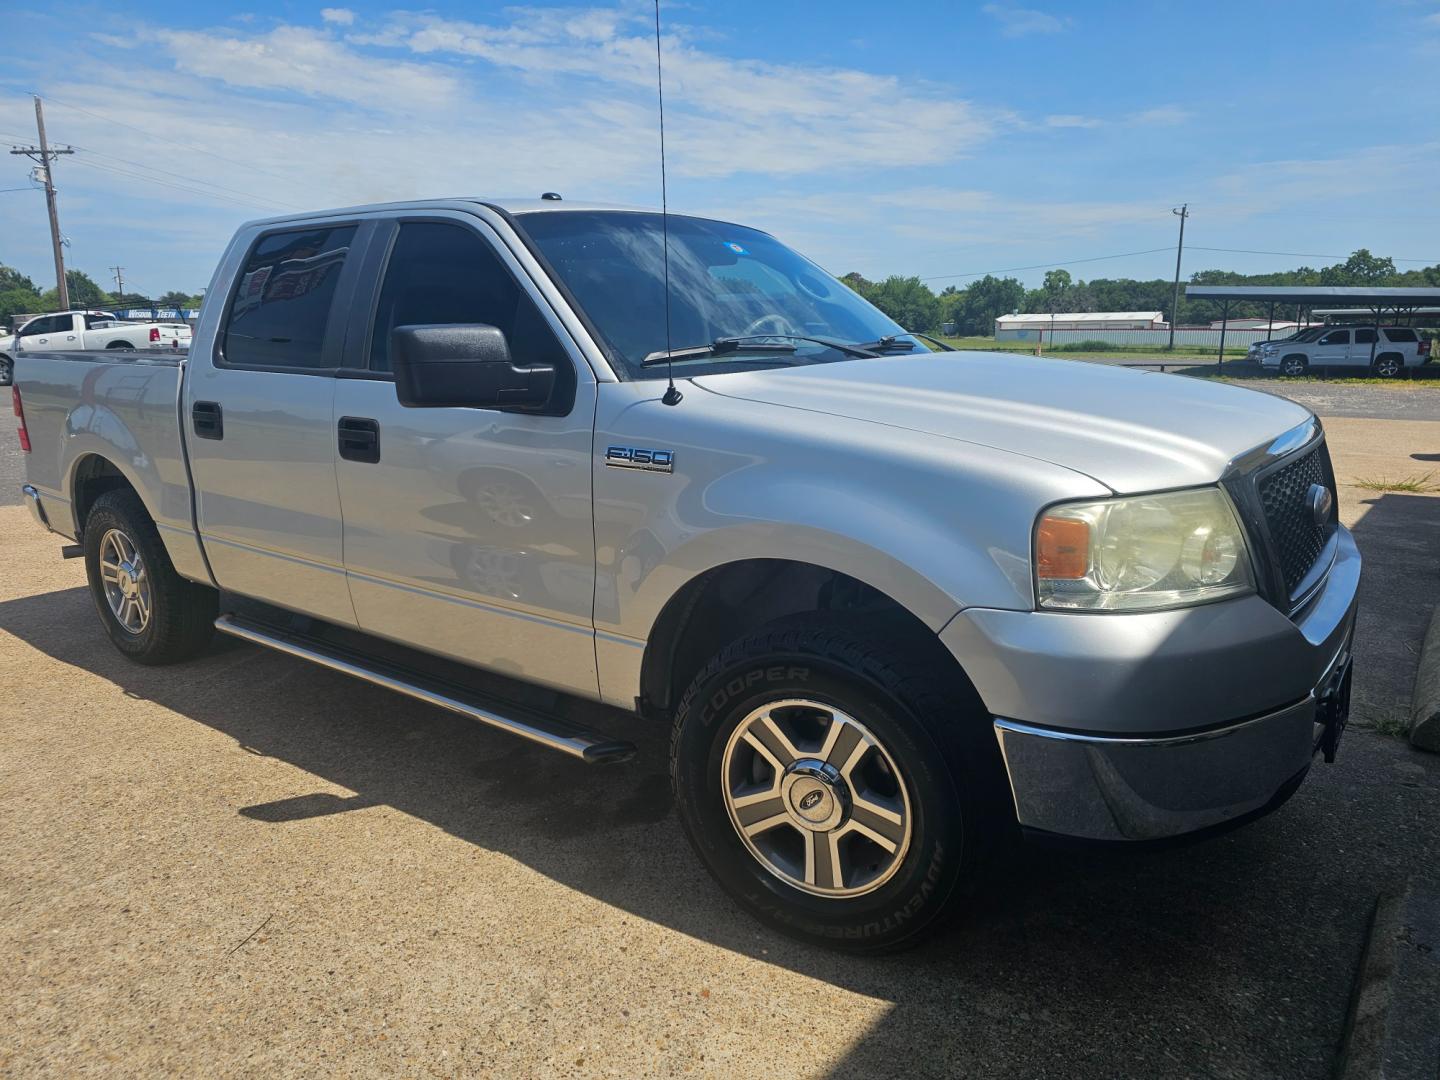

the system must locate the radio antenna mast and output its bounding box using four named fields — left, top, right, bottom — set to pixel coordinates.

left=653, top=0, right=681, bottom=406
